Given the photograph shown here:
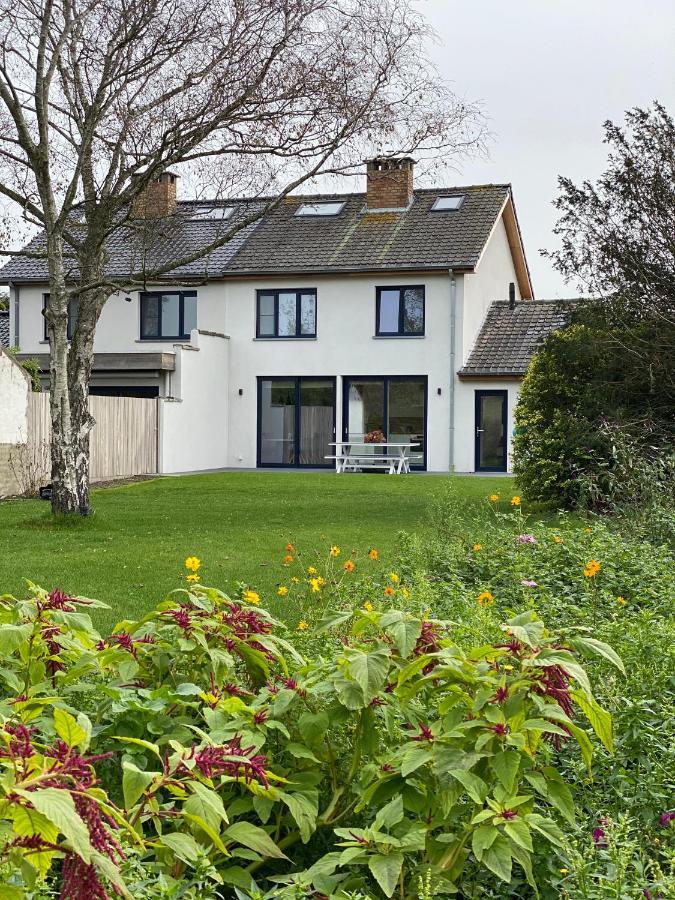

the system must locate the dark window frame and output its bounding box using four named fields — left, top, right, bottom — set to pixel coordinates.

left=255, top=289, right=317, bottom=338
left=139, top=290, right=197, bottom=341
left=375, top=285, right=425, bottom=337
left=474, top=389, right=508, bottom=473
left=256, top=376, right=336, bottom=468
left=43, top=293, right=78, bottom=341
